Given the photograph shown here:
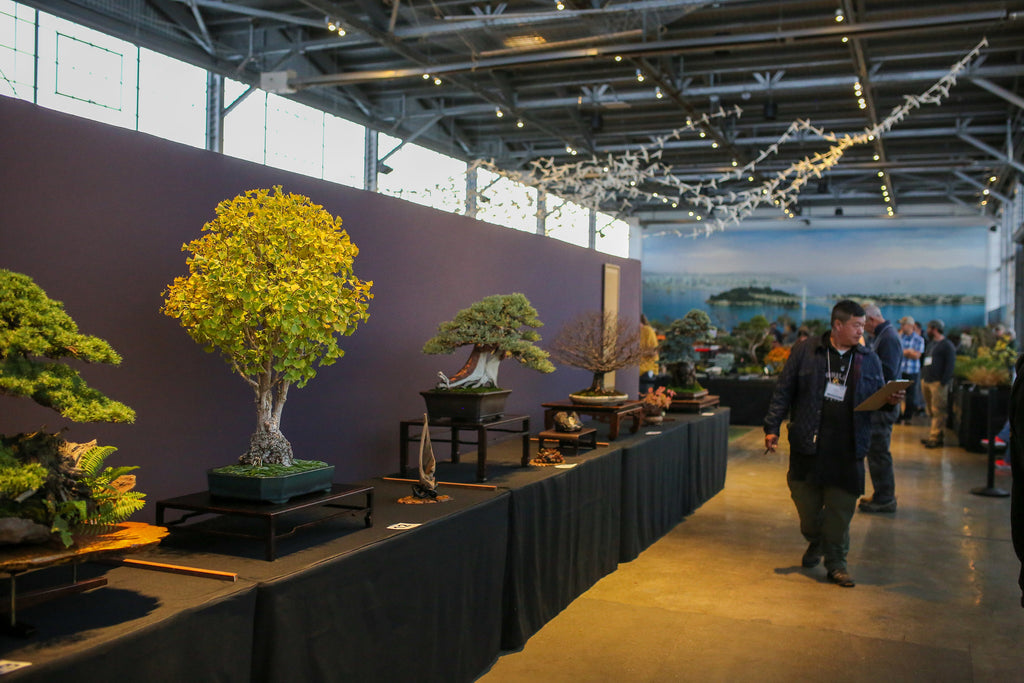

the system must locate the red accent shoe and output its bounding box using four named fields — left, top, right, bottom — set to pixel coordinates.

left=981, top=437, right=1007, bottom=449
